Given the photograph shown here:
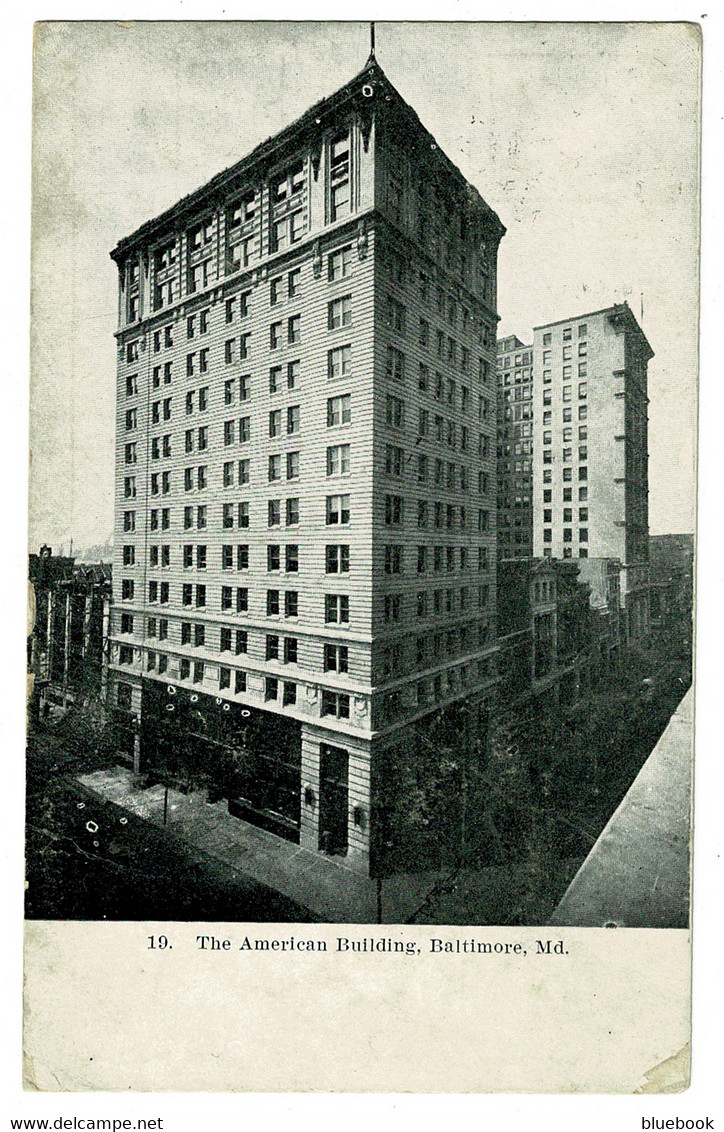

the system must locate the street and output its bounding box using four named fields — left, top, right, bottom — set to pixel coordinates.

left=25, top=728, right=321, bottom=922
